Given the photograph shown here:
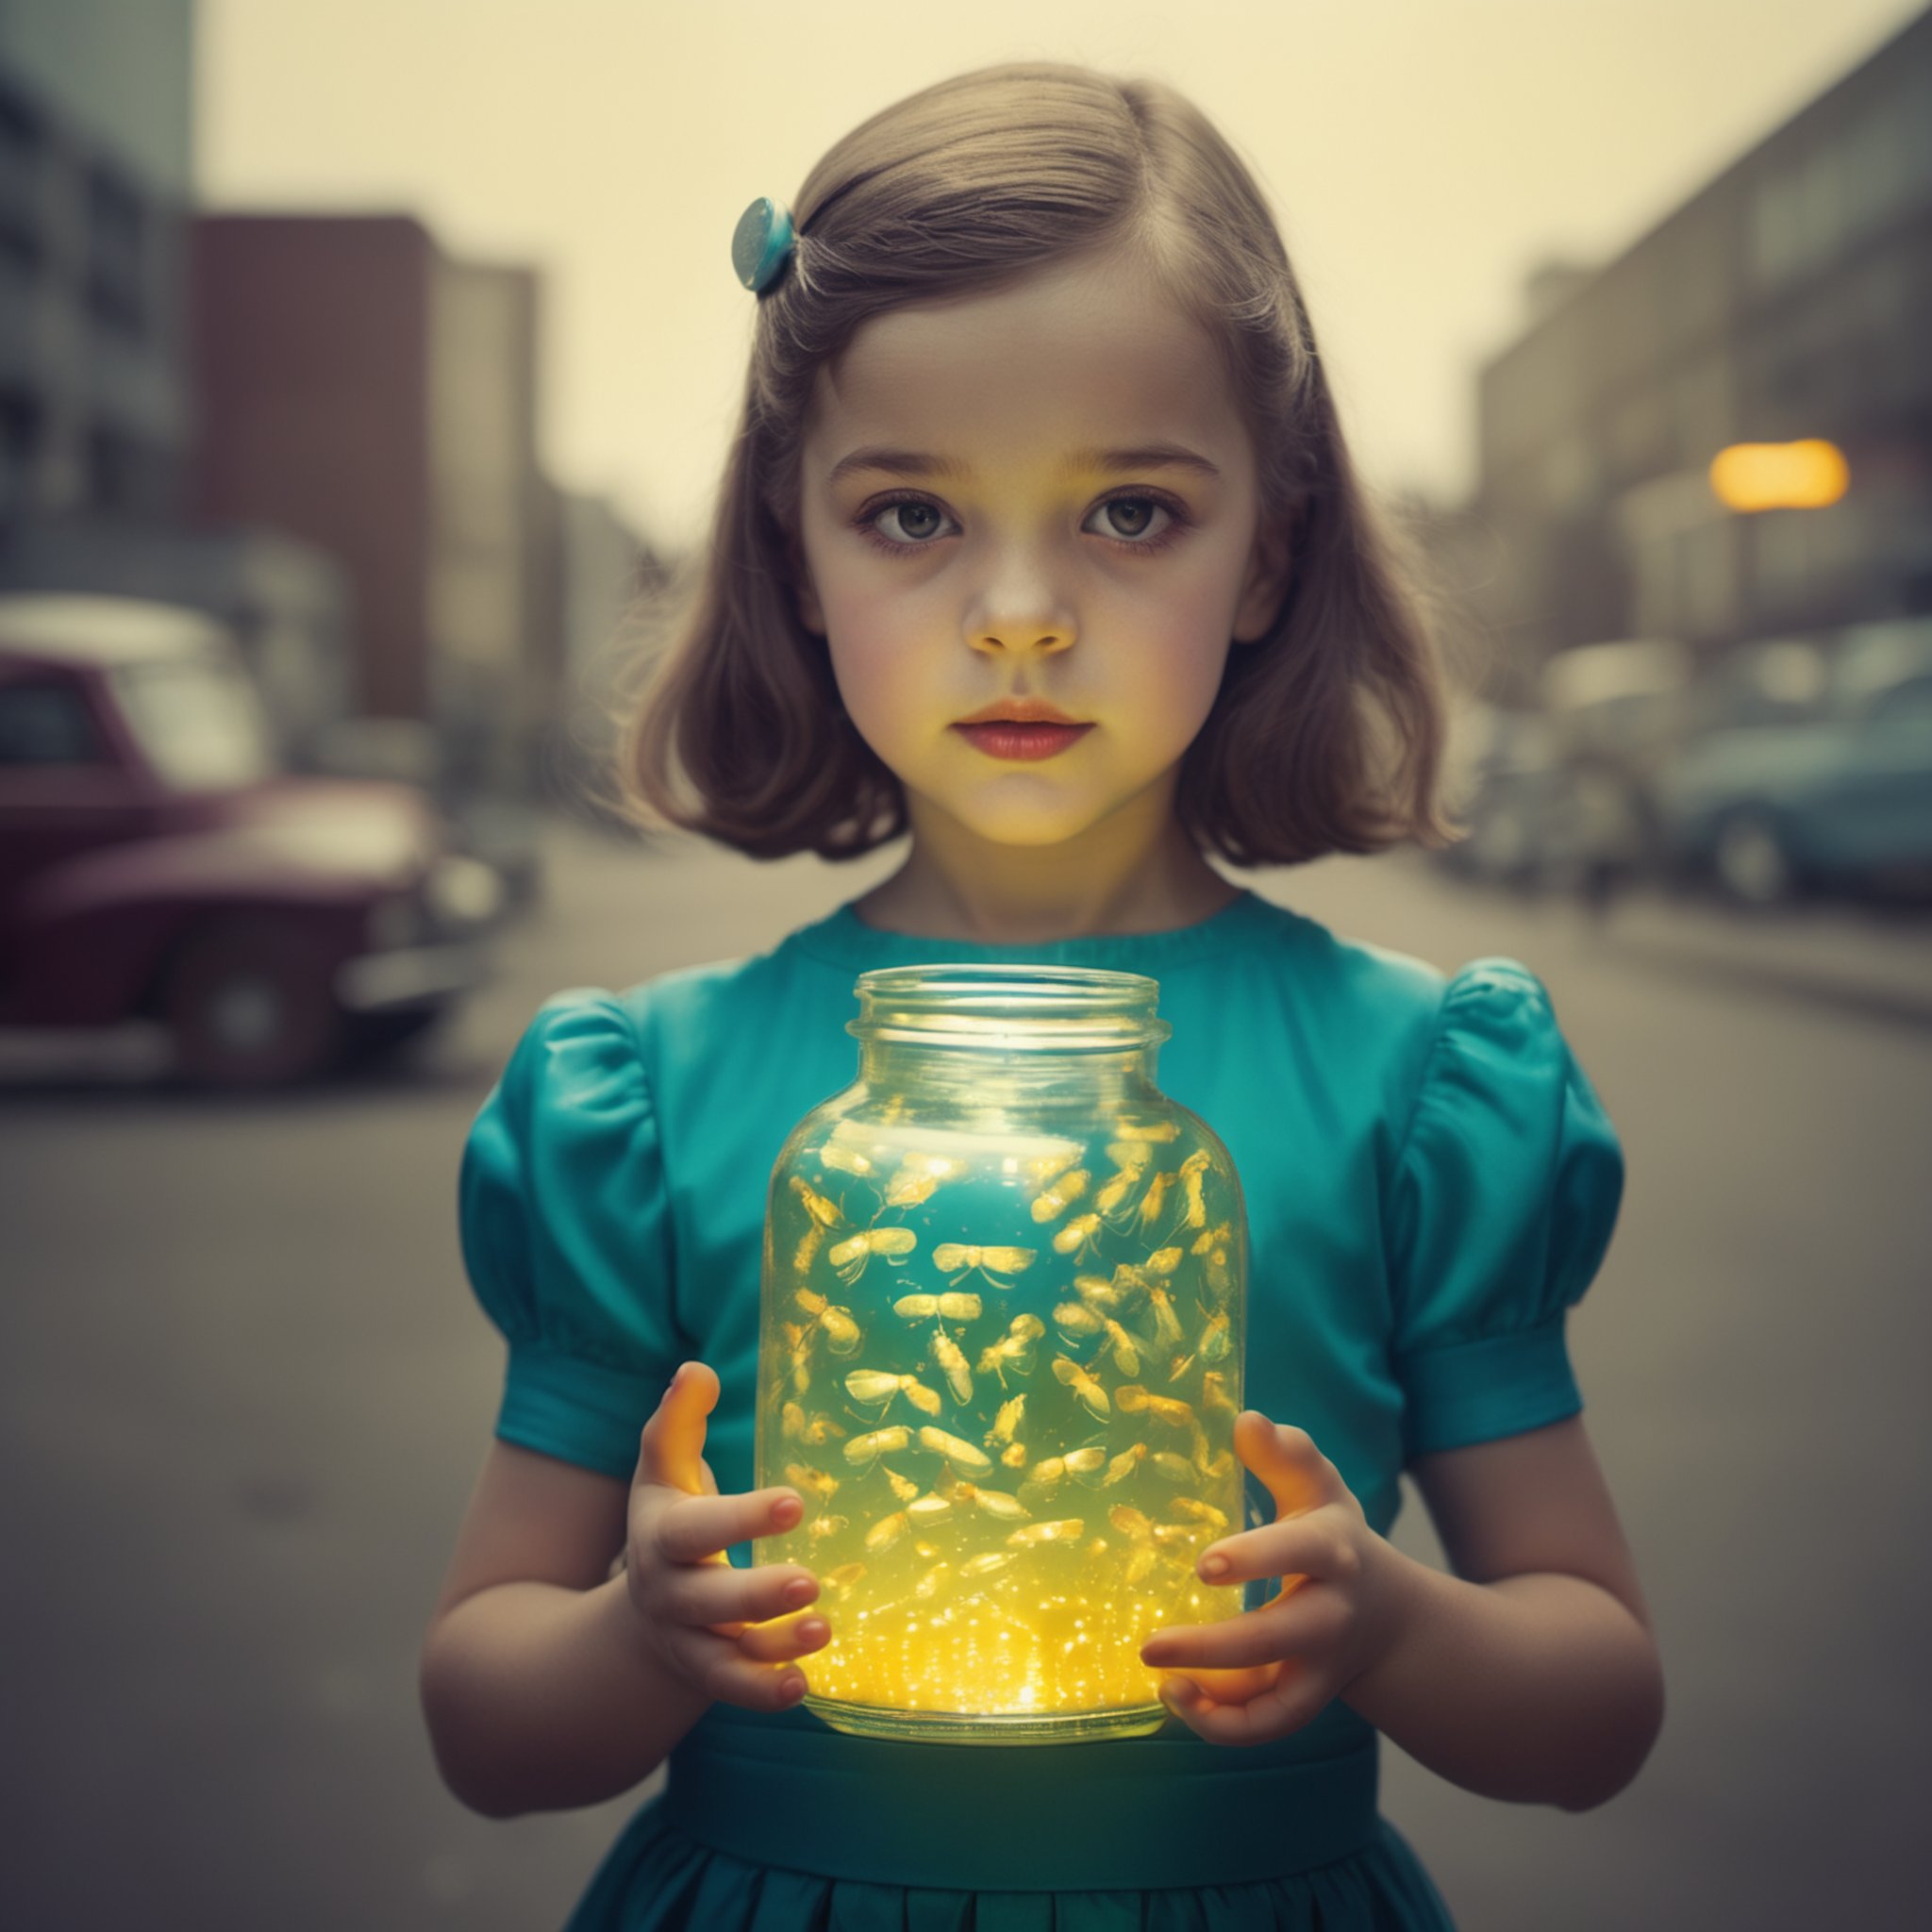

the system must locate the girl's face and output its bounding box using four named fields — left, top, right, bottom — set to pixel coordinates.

left=792, top=247, right=1289, bottom=852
